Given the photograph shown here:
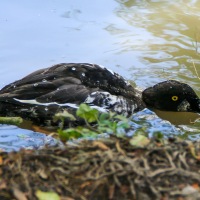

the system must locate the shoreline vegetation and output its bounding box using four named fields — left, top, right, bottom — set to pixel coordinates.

left=1, top=104, right=200, bottom=199
left=1, top=136, right=200, bottom=200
